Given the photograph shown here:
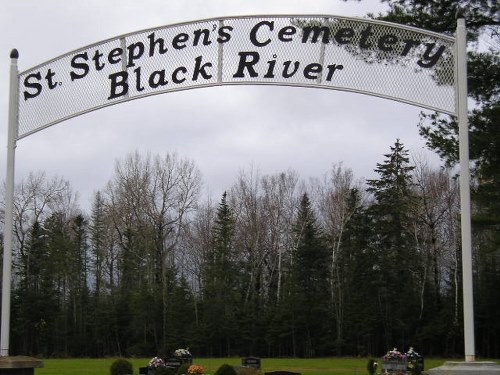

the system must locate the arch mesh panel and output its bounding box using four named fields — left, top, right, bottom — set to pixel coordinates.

left=17, top=15, right=456, bottom=139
